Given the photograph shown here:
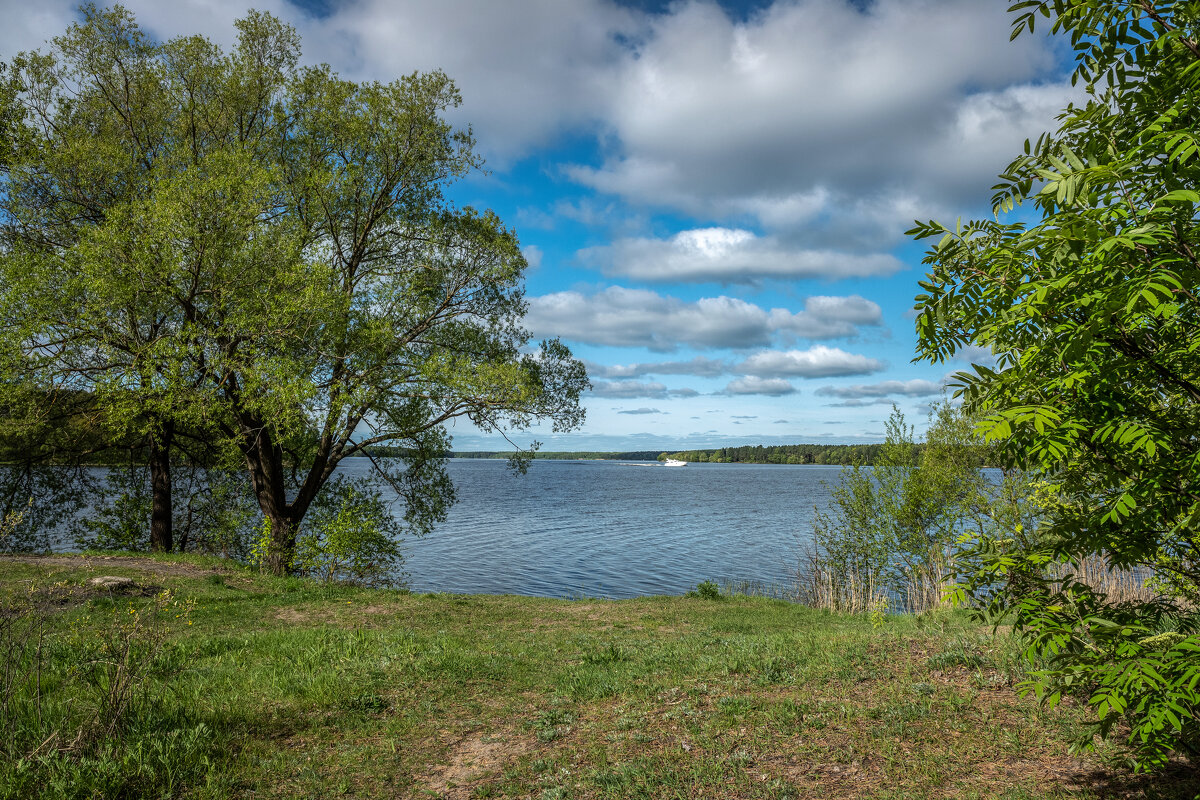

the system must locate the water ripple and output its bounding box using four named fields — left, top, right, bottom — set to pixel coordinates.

left=349, top=458, right=842, bottom=599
